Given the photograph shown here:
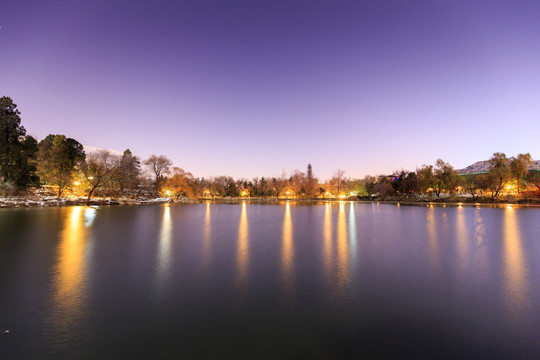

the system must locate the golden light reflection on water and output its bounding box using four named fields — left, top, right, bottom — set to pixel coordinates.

left=236, top=202, right=249, bottom=287
left=53, top=206, right=92, bottom=326
left=502, top=207, right=529, bottom=320
left=336, top=202, right=349, bottom=288
left=426, top=207, right=440, bottom=271
left=456, top=206, right=468, bottom=275
left=281, top=201, right=294, bottom=291
left=323, top=202, right=333, bottom=274
left=156, top=204, right=172, bottom=291
left=202, top=202, right=212, bottom=266
left=348, top=202, right=357, bottom=265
